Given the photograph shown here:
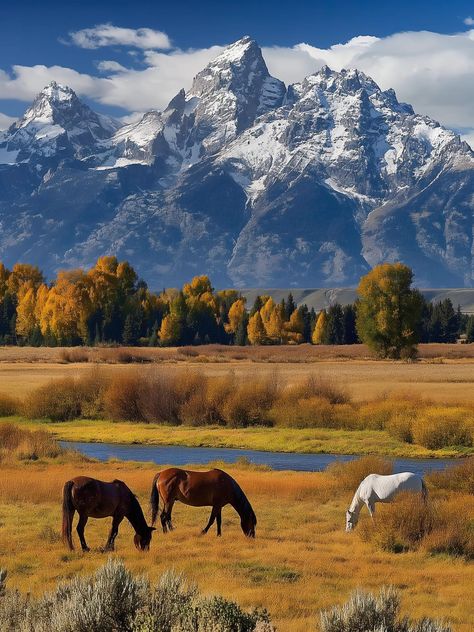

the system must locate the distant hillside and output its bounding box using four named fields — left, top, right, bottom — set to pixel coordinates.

left=241, top=288, right=474, bottom=314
